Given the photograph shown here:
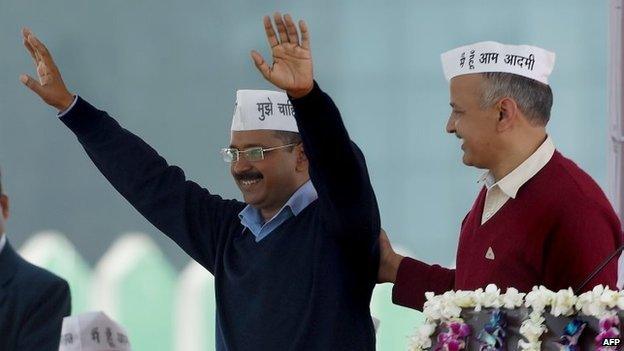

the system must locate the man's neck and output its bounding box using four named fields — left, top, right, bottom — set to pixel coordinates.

left=489, top=132, right=547, bottom=182
left=259, top=177, right=310, bottom=221
left=260, top=207, right=281, bottom=222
